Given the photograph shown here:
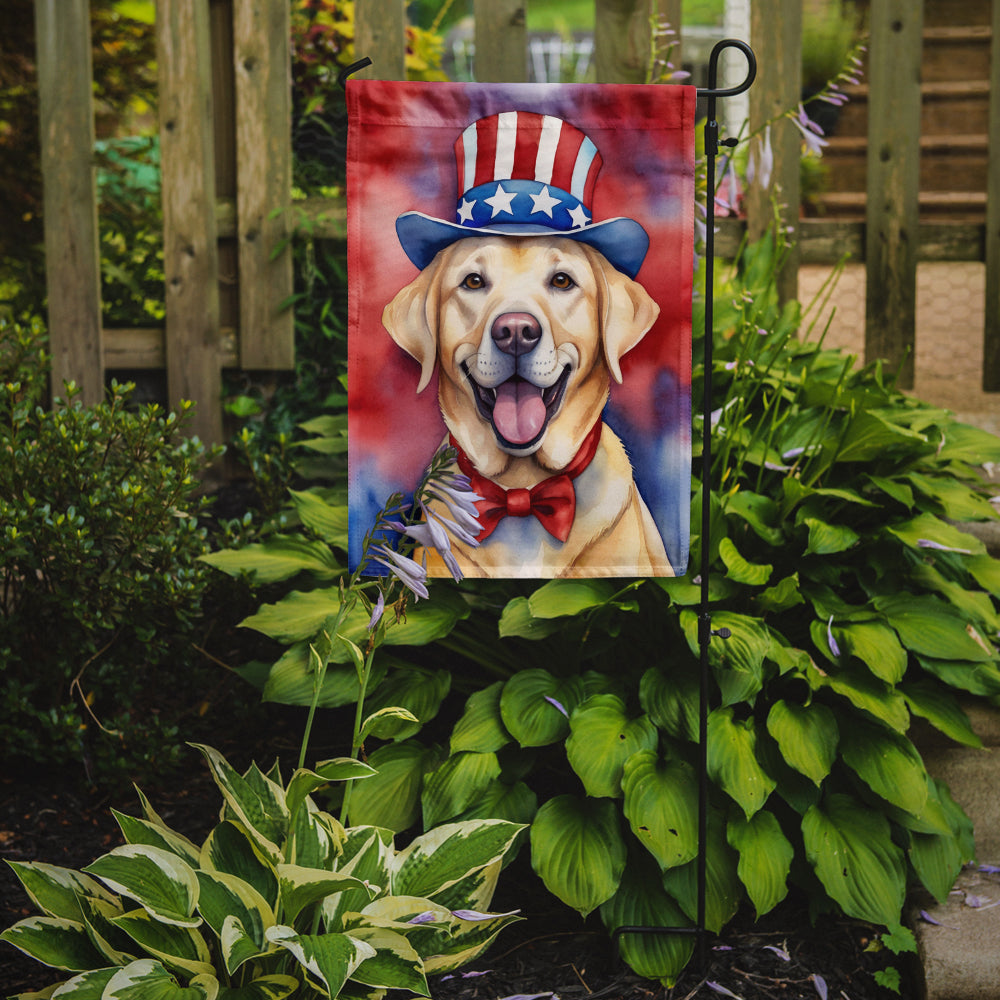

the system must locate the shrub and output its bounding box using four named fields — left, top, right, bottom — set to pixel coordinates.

left=0, top=317, right=220, bottom=784
left=214, top=233, right=1000, bottom=985
left=1, top=743, right=524, bottom=997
